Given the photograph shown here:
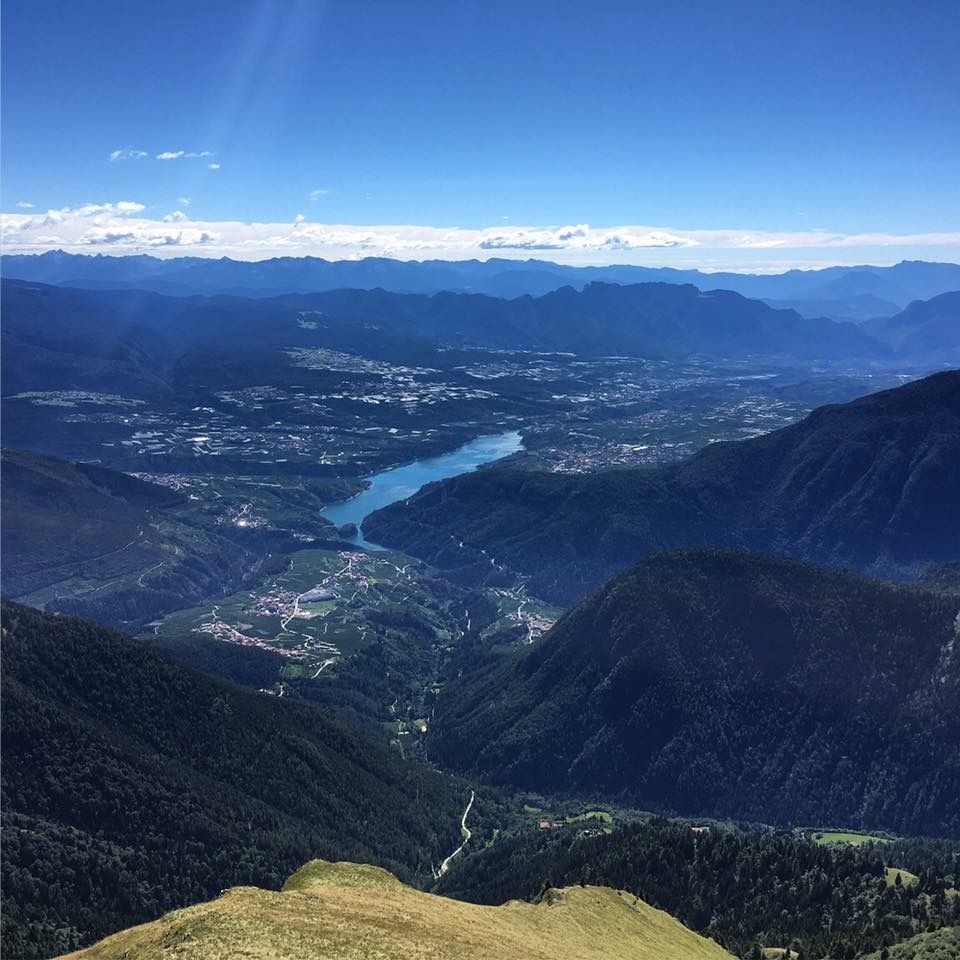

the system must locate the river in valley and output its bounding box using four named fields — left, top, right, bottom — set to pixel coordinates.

left=321, top=430, right=523, bottom=549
